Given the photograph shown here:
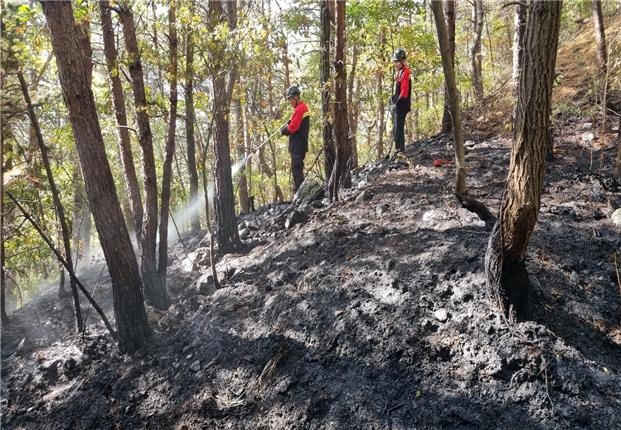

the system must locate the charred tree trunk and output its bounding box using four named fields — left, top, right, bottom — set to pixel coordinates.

left=99, top=1, right=143, bottom=242
left=320, top=0, right=335, bottom=180
left=41, top=0, right=151, bottom=353
left=17, top=70, right=83, bottom=333
left=431, top=0, right=495, bottom=226
left=329, top=0, right=351, bottom=201
left=118, top=4, right=170, bottom=309
left=209, top=0, right=240, bottom=253
left=234, top=99, right=250, bottom=214
left=348, top=46, right=359, bottom=169
left=441, top=0, right=456, bottom=133
left=470, top=0, right=485, bottom=101
left=485, top=0, right=562, bottom=321
left=184, top=18, right=201, bottom=232
left=157, top=0, right=178, bottom=284
left=1, top=119, right=9, bottom=326
left=591, top=0, right=608, bottom=77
